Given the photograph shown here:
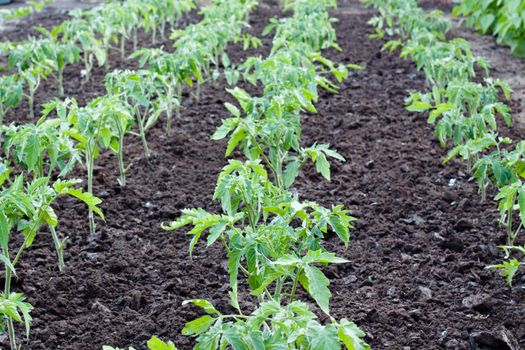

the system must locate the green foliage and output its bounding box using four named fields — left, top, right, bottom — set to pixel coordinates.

left=454, top=0, right=525, bottom=57
left=0, top=174, right=102, bottom=347
left=179, top=299, right=370, bottom=350
left=158, top=1, right=369, bottom=349
left=105, top=69, right=162, bottom=159
left=1, top=117, right=80, bottom=178
left=0, top=75, right=23, bottom=124
left=363, top=0, right=525, bottom=285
